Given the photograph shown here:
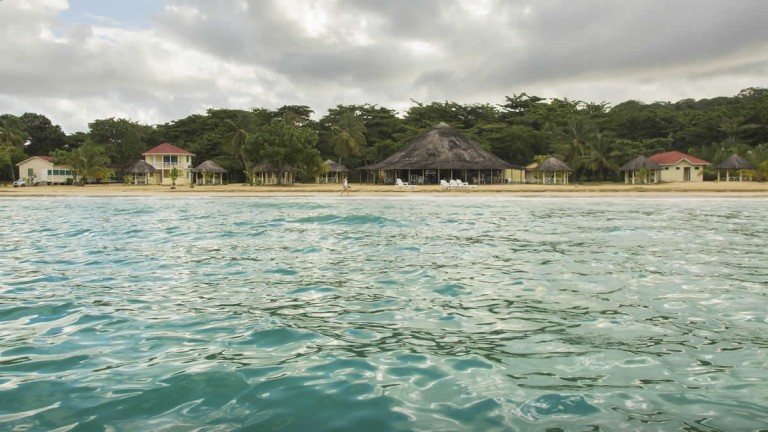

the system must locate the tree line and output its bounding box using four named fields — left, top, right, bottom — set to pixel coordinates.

left=2, top=87, right=767, bottom=184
